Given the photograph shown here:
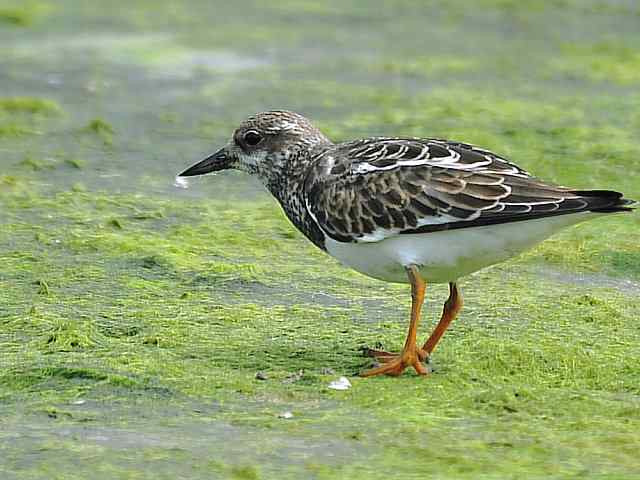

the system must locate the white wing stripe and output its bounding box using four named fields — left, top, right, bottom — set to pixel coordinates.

left=352, top=151, right=501, bottom=174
